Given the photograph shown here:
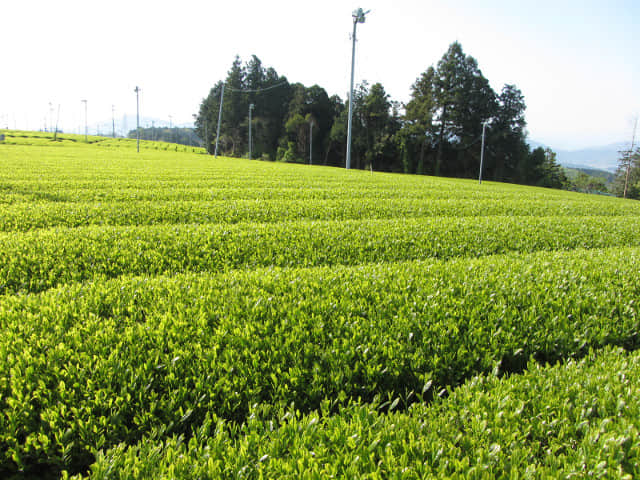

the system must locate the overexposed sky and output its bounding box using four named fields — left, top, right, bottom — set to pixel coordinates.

left=1, top=0, right=638, bottom=149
